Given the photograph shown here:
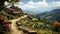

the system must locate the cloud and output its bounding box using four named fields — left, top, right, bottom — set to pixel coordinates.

left=15, top=0, right=49, bottom=9
left=52, top=1, right=60, bottom=7
left=15, top=0, right=60, bottom=13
